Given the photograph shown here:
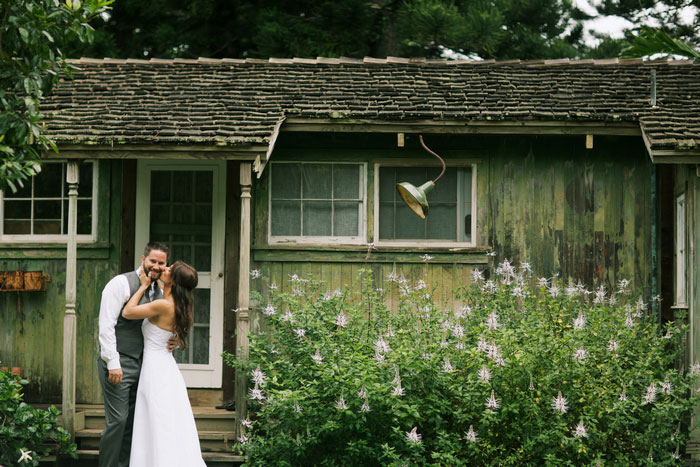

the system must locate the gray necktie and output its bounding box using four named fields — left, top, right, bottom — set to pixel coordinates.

left=148, top=282, right=156, bottom=301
